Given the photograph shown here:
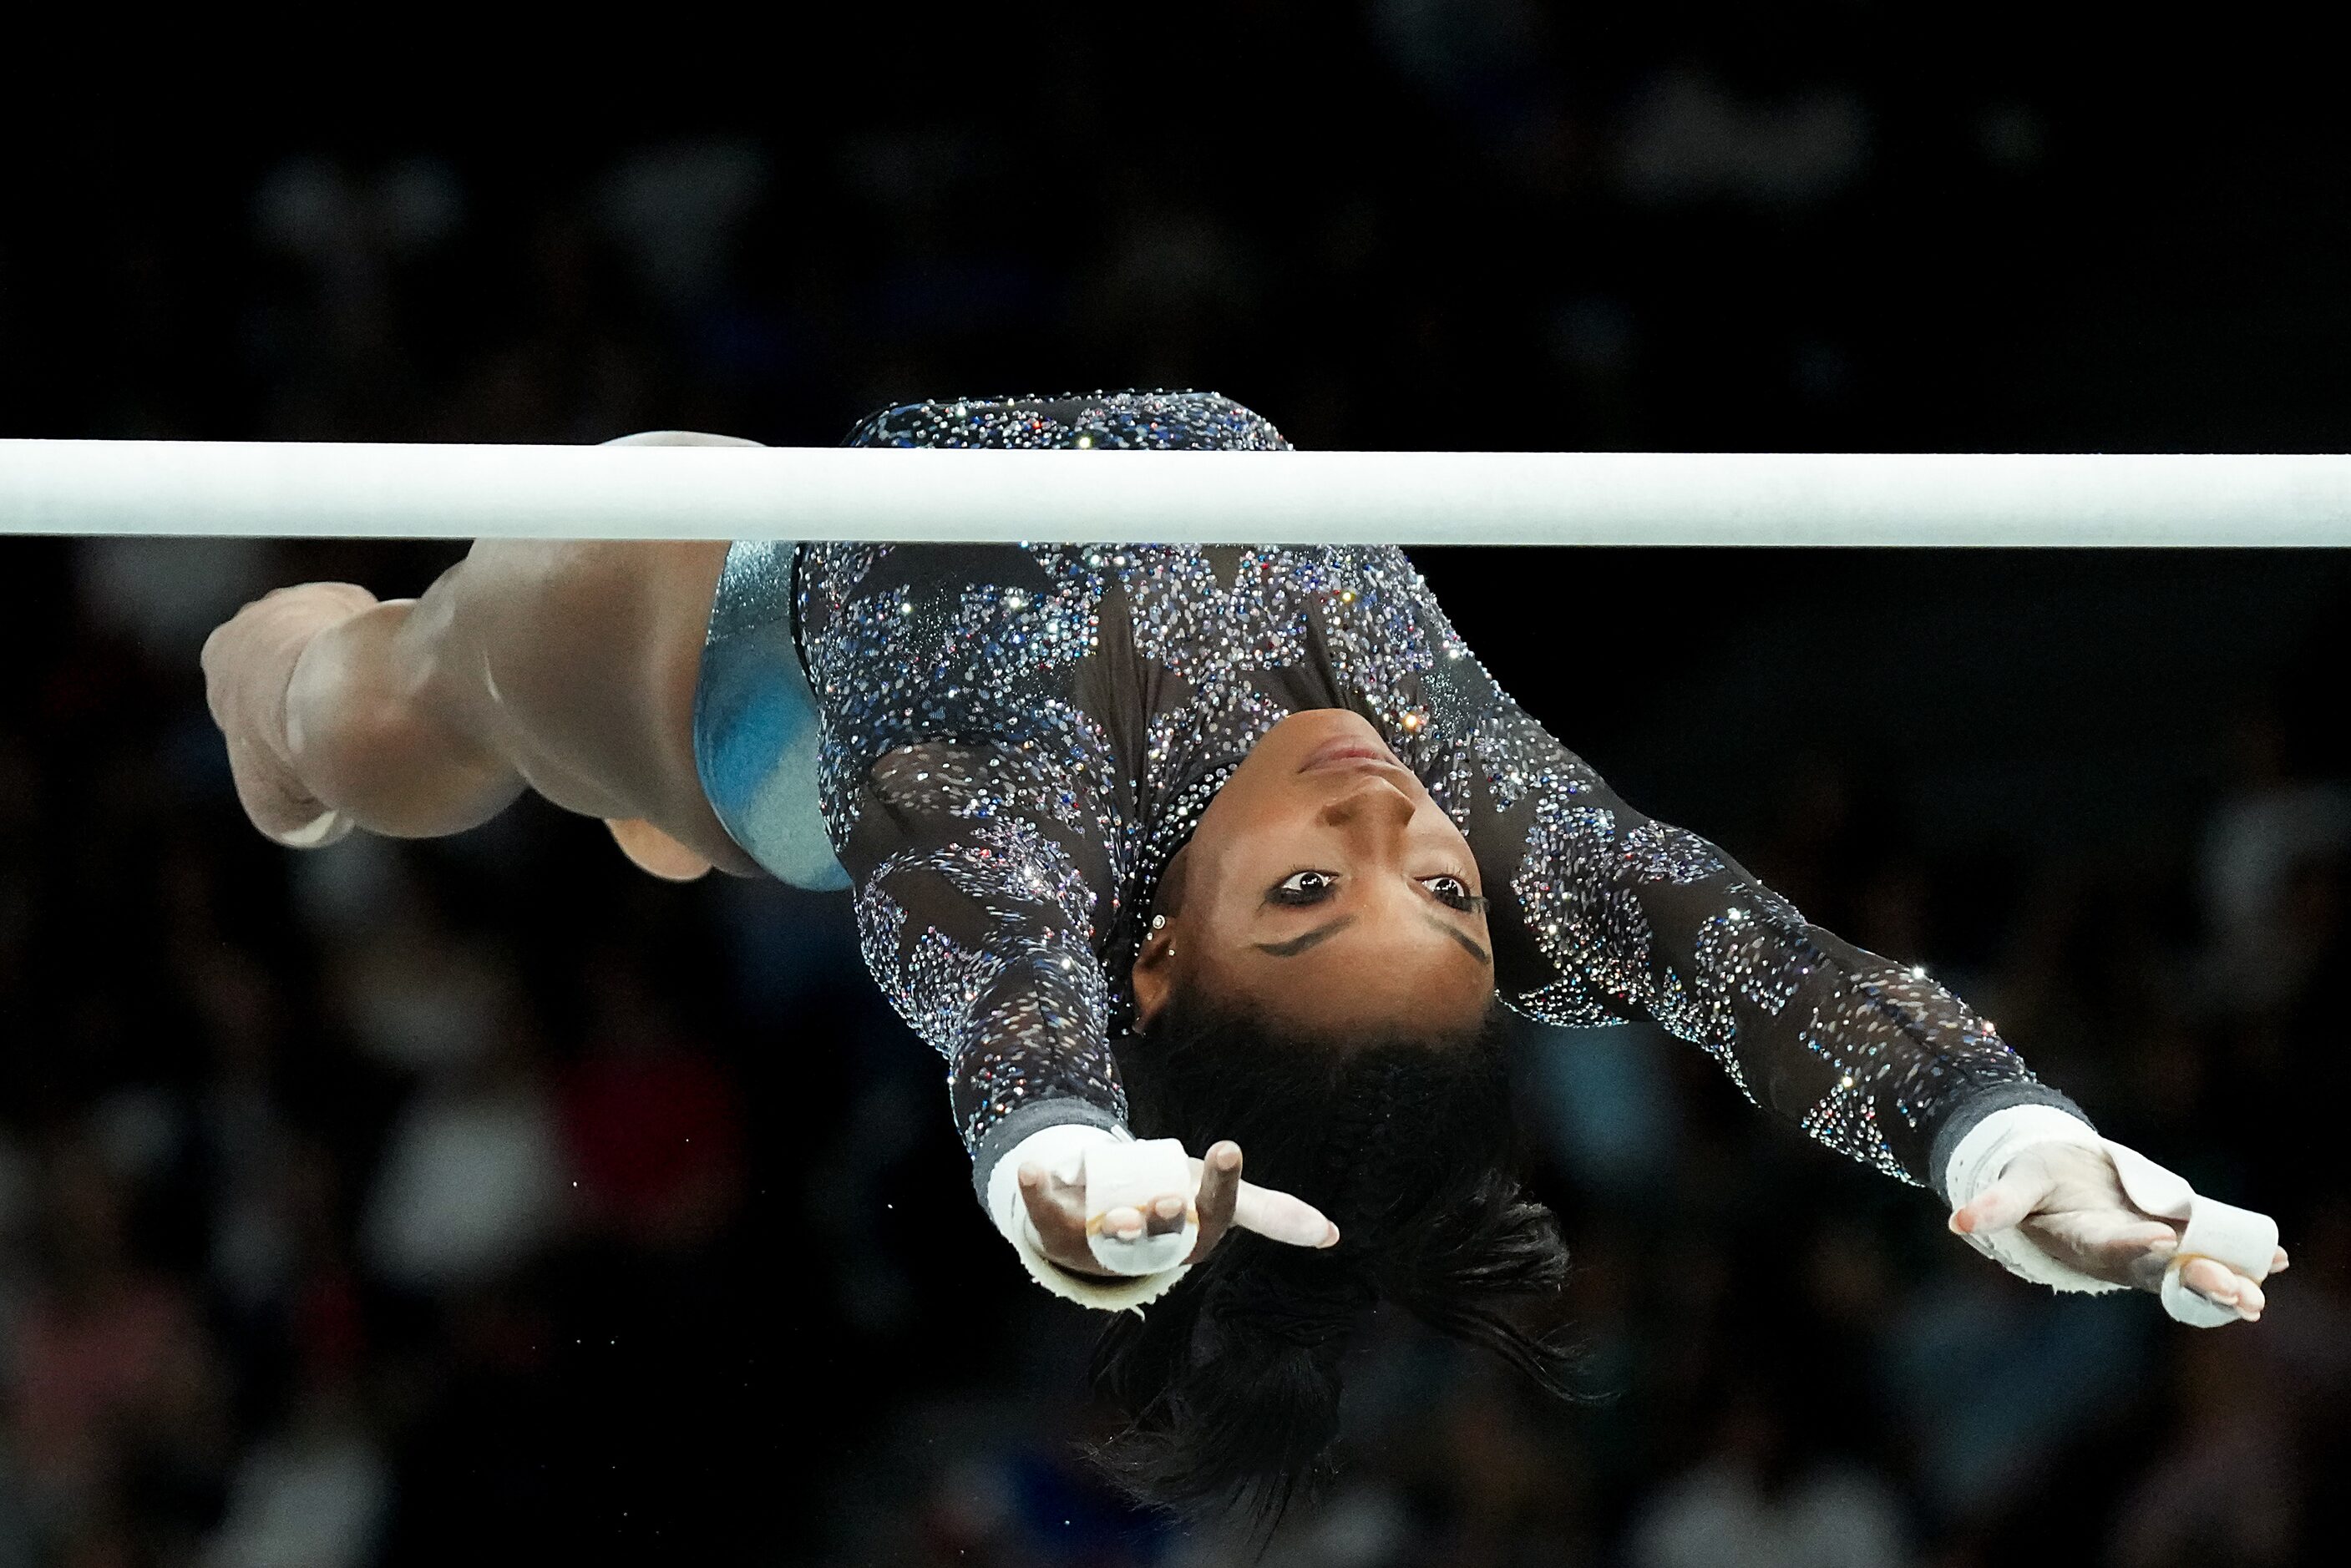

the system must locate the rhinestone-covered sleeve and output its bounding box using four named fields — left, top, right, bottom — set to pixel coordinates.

left=839, top=741, right=1130, bottom=1159
left=1466, top=703, right=2068, bottom=1186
